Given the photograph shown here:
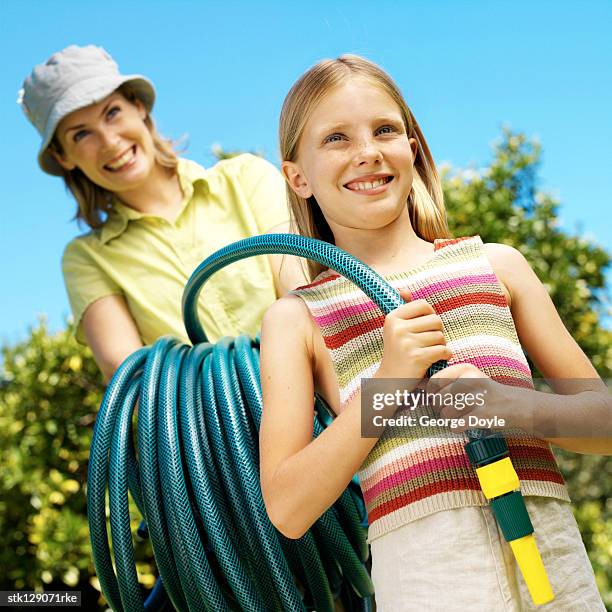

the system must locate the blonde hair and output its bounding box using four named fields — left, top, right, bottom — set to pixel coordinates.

left=279, top=54, right=450, bottom=280
left=51, top=83, right=179, bottom=229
